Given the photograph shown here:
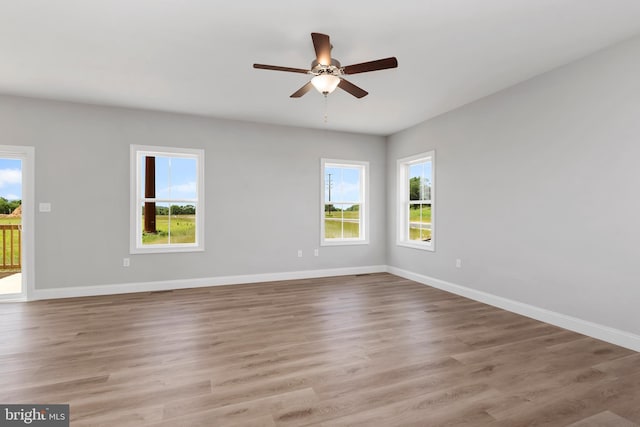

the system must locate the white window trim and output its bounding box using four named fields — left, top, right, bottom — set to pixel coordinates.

left=397, top=151, right=435, bottom=251
left=320, top=158, right=369, bottom=246
left=130, top=145, right=205, bottom=254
